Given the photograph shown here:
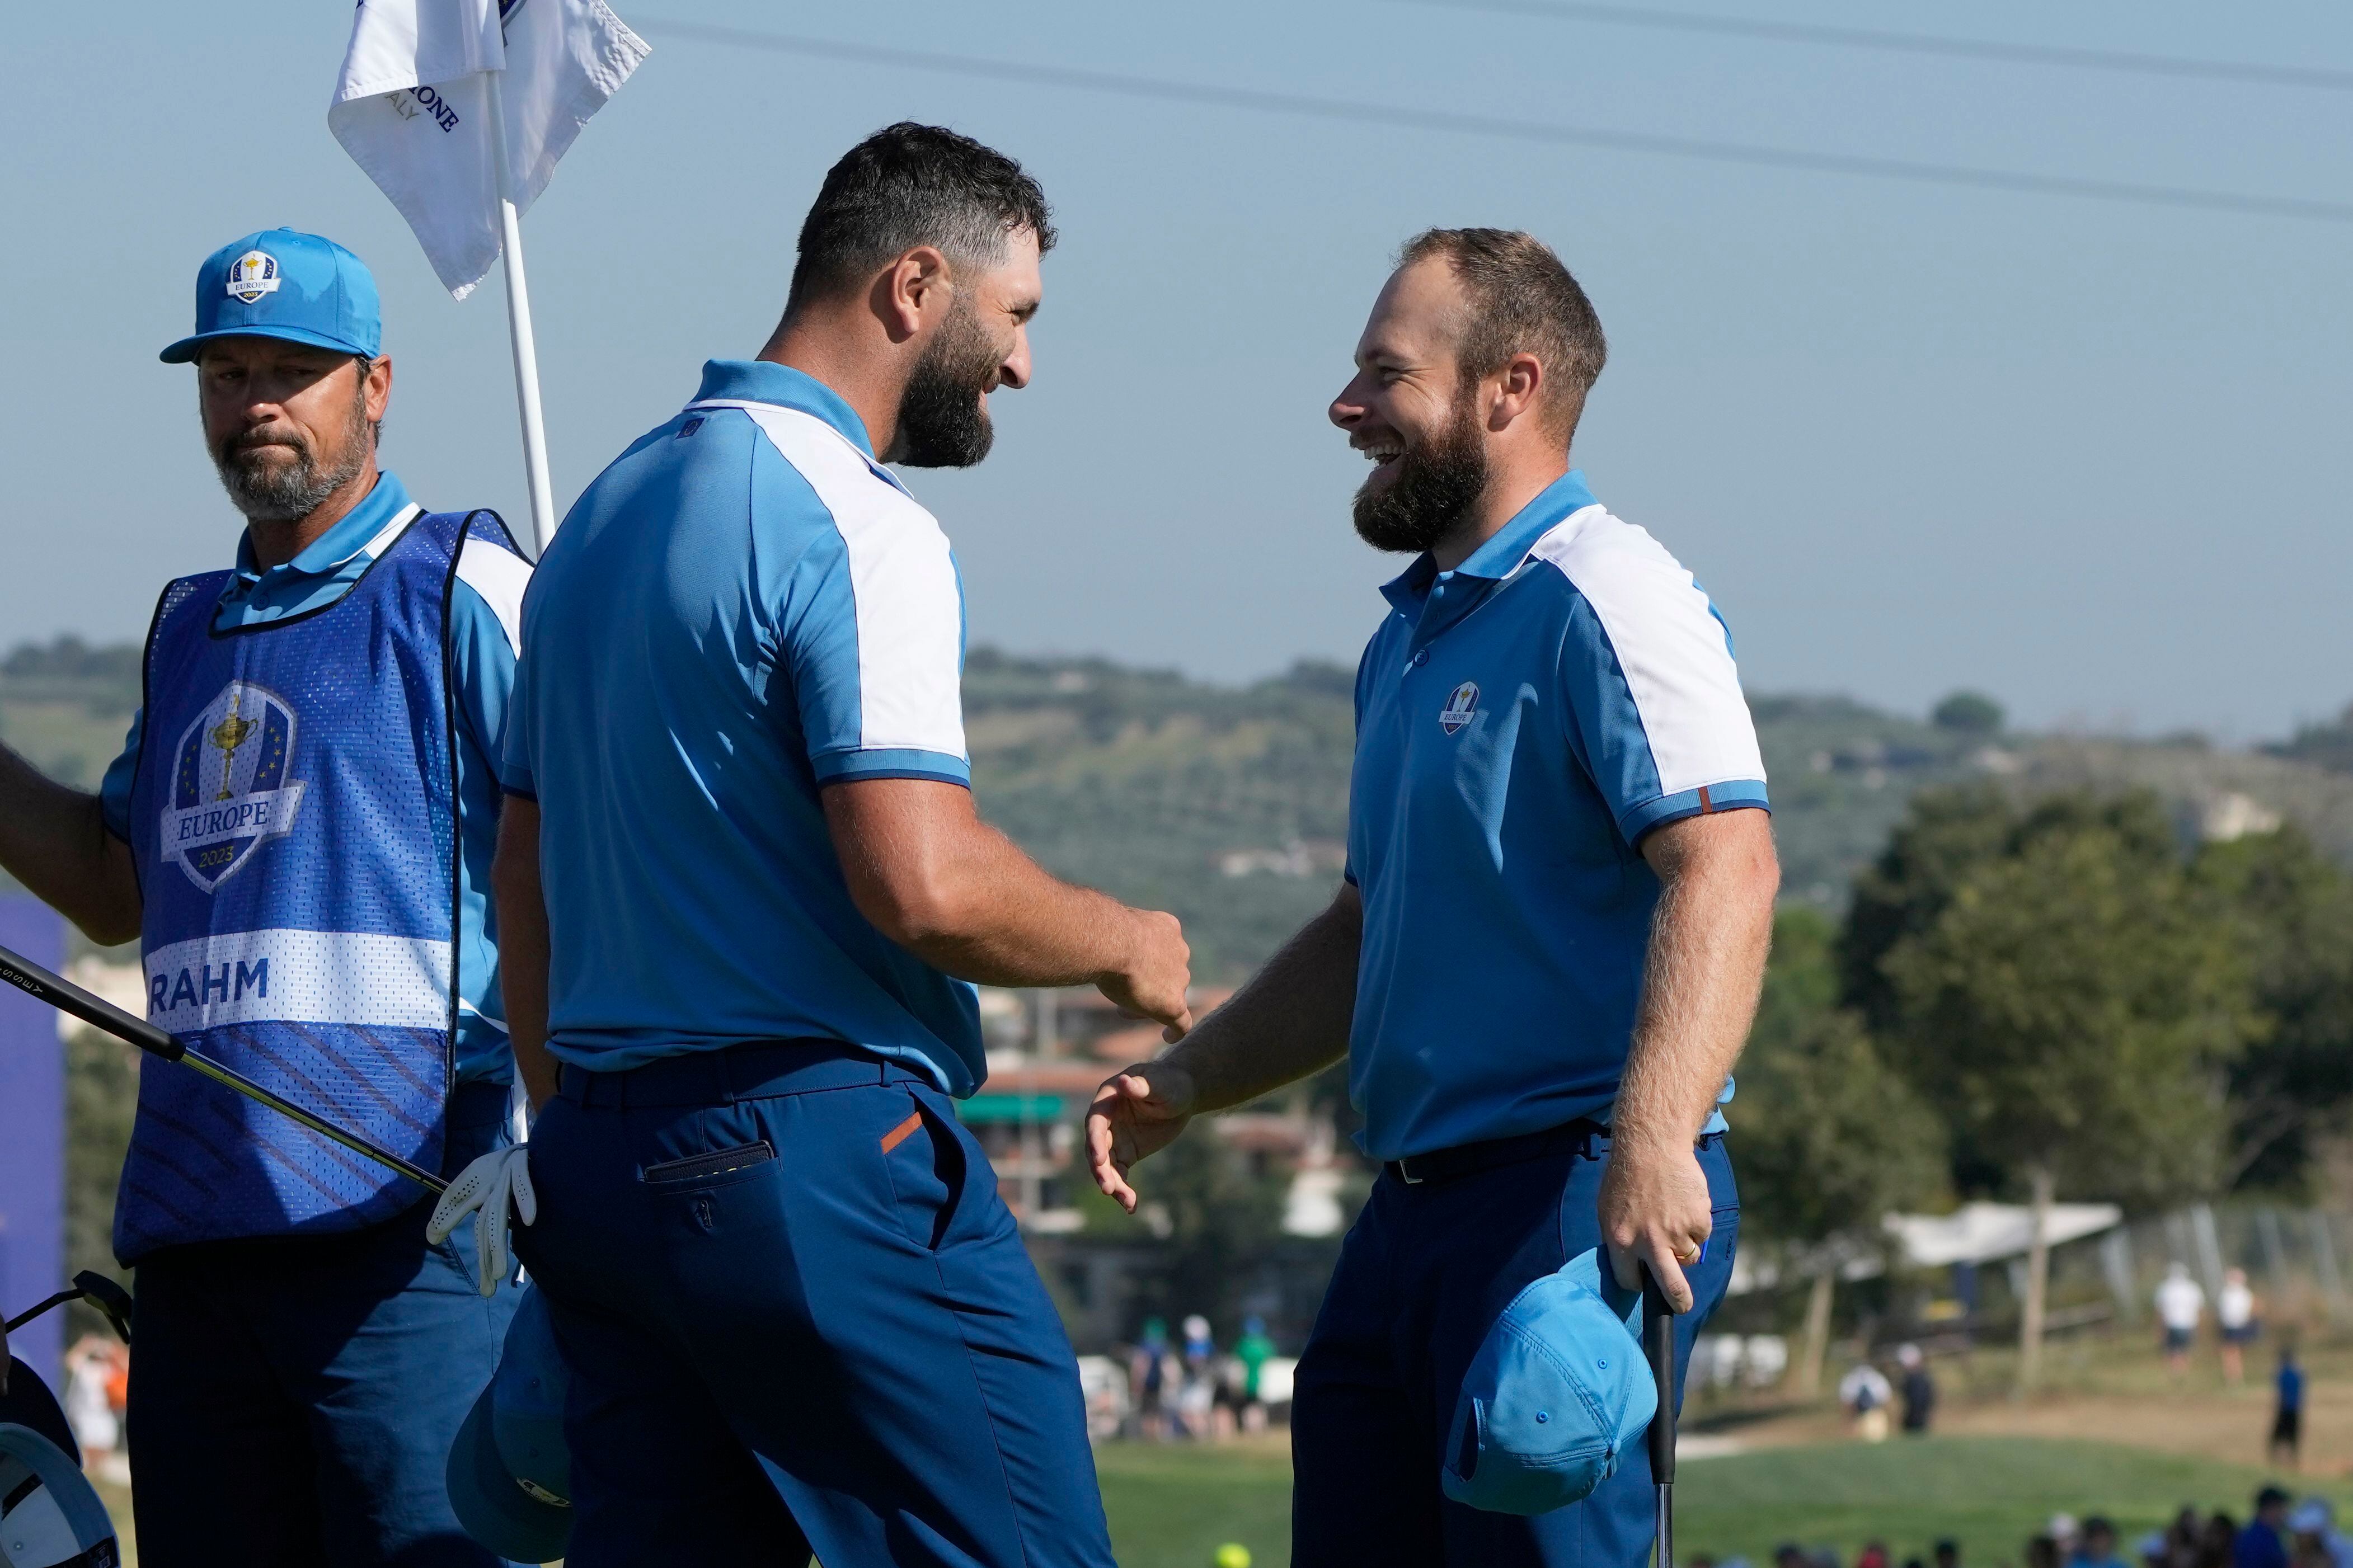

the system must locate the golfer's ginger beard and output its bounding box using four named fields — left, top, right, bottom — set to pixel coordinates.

left=1351, top=383, right=1491, bottom=556
left=206, top=371, right=374, bottom=524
